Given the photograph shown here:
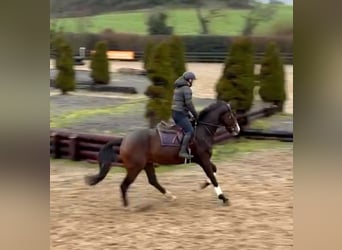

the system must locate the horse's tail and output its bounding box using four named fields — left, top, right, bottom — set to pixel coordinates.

left=84, top=138, right=123, bottom=186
